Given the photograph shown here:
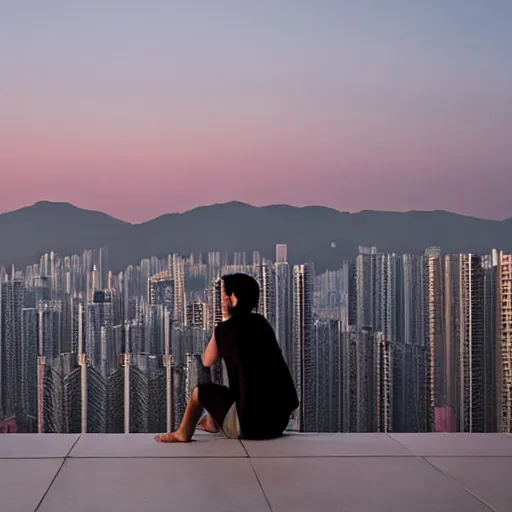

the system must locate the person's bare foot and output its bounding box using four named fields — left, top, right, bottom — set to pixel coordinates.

left=154, top=431, right=190, bottom=443
left=198, top=415, right=219, bottom=434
